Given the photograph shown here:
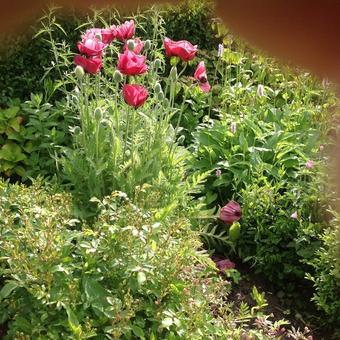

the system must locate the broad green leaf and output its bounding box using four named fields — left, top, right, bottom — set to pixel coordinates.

left=0, top=281, right=18, bottom=300
left=0, top=143, right=26, bottom=162
left=131, top=325, right=145, bottom=338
